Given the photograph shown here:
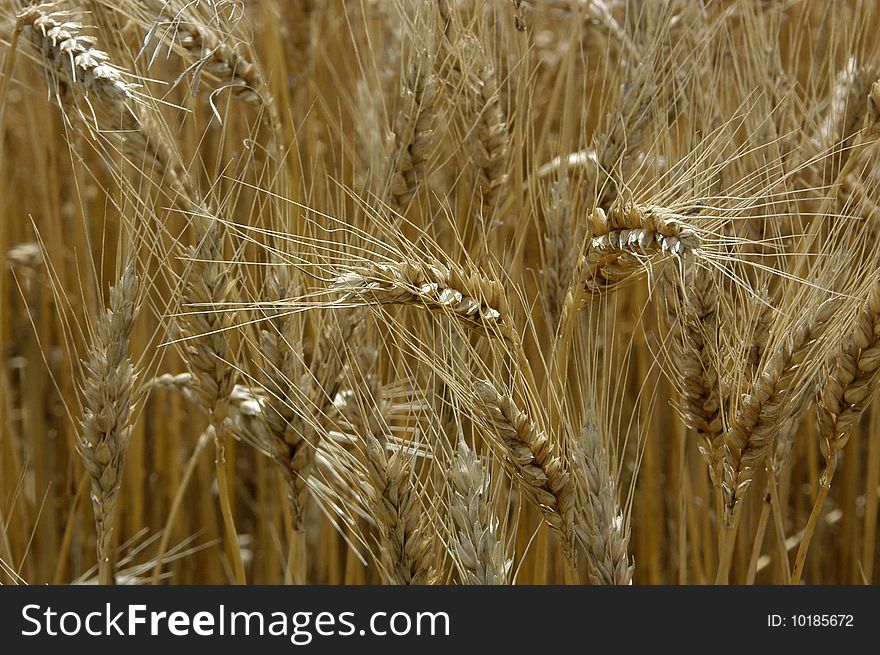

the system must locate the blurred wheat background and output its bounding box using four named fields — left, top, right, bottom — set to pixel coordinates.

left=1, top=0, right=879, bottom=585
